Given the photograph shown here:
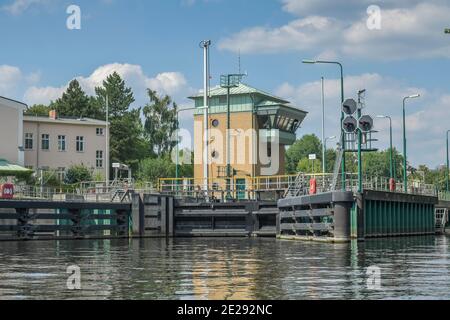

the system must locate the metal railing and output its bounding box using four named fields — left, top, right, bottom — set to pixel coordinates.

left=9, top=180, right=157, bottom=203
left=158, top=174, right=439, bottom=200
